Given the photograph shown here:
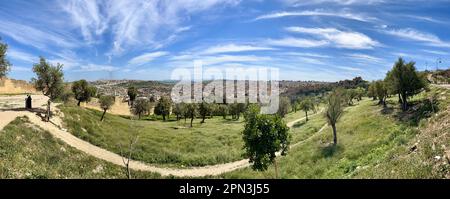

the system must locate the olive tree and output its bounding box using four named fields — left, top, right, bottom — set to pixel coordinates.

left=298, top=97, right=315, bottom=121
left=385, top=58, right=427, bottom=111
left=325, top=89, right=344, bottom=146
left=132, top=98, right=150, bottom=120
left=154, top=96, right=172, bottom=121
left=0, top=38, right=11, bottom=78
left=127, top=86, right=138, bottom=106
left=32, top=57, right=64, bottom=122
left=185, top=103, right=197, bottom=127
left=99, top=95, right=115, bottom=121
left=277, top=96, right=291, bottom=118
left=242, top=104, right=290, bottom=178
left=72, top=79, right=97, bottom=106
